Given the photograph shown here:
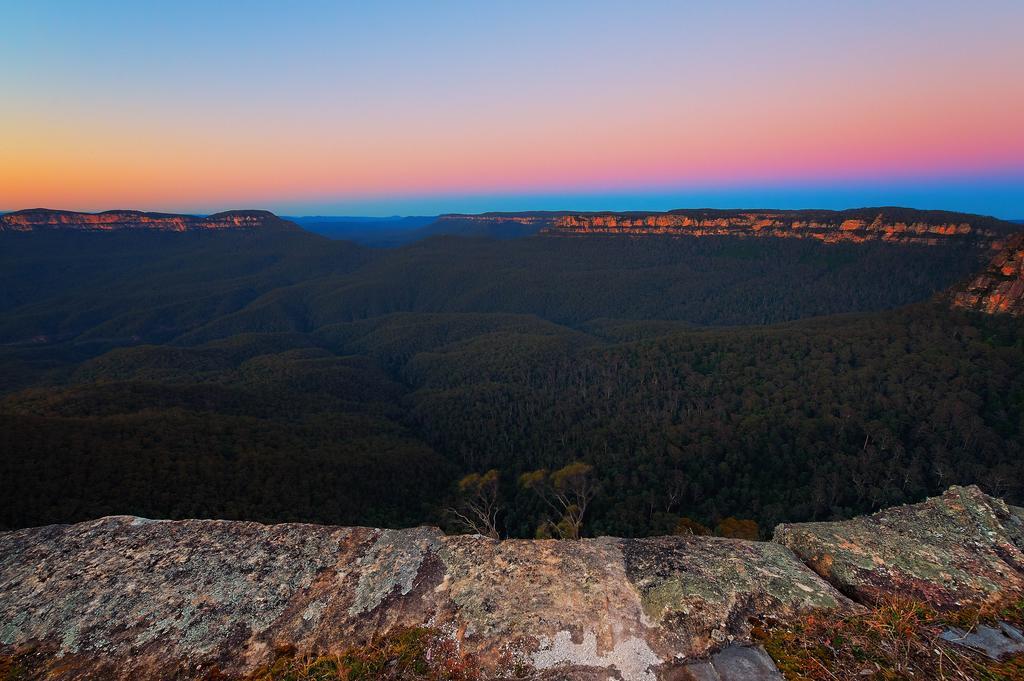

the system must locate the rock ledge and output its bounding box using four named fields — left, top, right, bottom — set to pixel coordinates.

left=2, top=486, right=1022, bottom=680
